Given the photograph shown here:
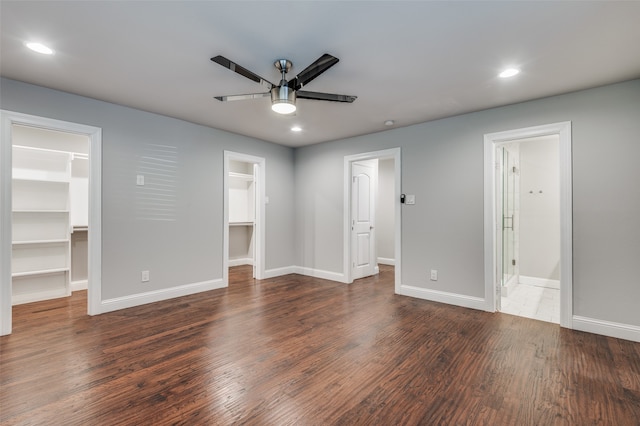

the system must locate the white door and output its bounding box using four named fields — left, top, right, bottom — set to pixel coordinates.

left=351, top=161, right=377, bottom=280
